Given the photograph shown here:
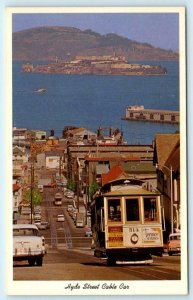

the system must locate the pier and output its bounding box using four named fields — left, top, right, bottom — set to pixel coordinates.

left=122, top=105, right=179, bottom=124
